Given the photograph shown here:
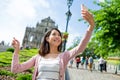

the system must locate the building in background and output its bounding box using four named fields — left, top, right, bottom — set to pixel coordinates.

left=0, top=41, right=11, bottom=52
left=22, top=17, right=58, bottom=48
